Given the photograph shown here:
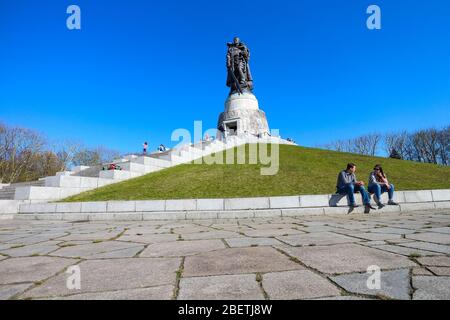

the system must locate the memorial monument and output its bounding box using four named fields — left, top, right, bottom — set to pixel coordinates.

left=217, top=37, right=270, bottom=139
